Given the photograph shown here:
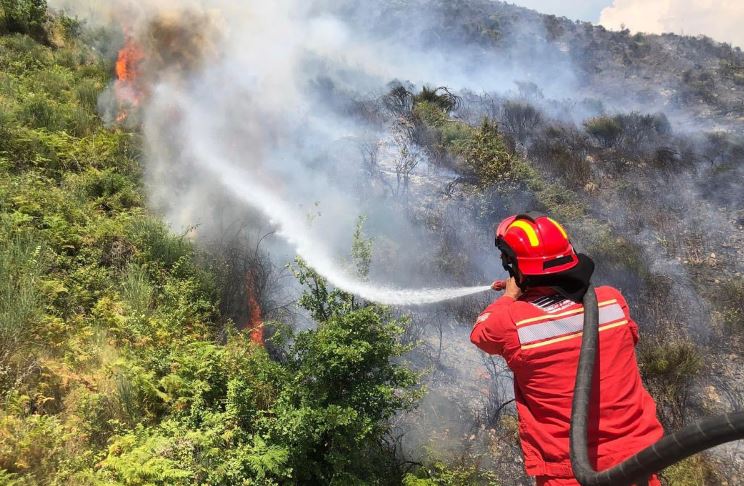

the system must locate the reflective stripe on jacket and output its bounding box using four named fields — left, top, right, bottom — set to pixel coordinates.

left=470, top=285, right=664, bottom=478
